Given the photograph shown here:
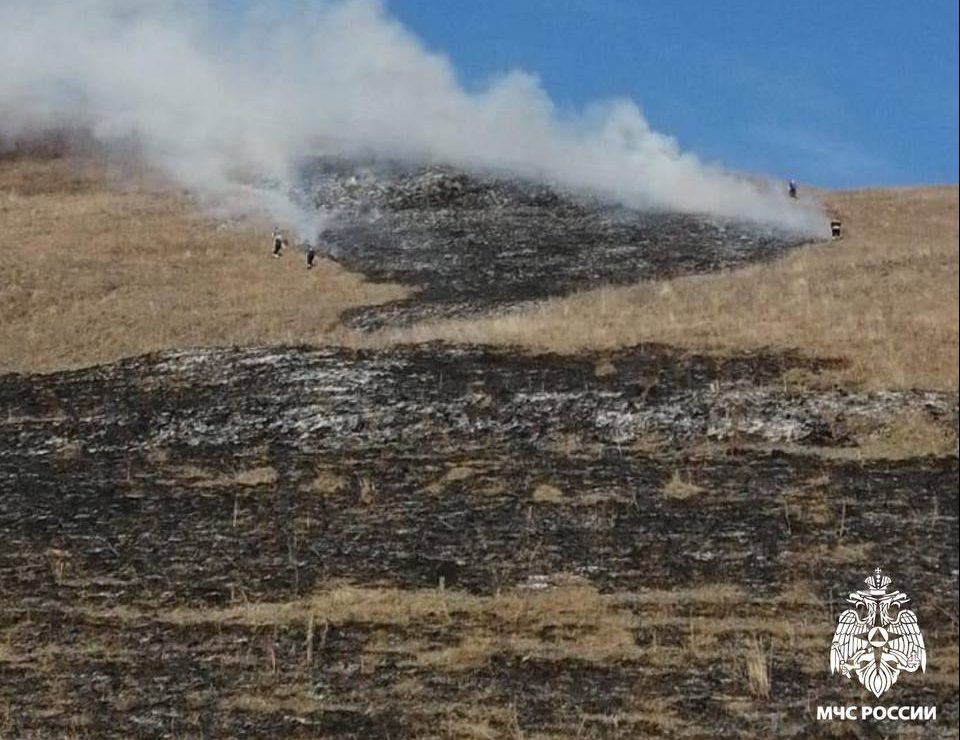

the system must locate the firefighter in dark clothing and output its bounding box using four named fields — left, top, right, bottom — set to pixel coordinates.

left=272, top=227, right=285, bottom=258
